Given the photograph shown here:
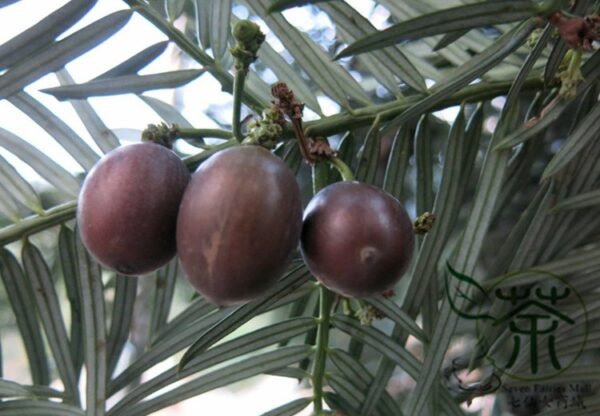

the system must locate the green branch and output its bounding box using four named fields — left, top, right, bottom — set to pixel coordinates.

left=304, top=77, right=547, bottom=138
left=0, top=201, right=77, bottom=246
